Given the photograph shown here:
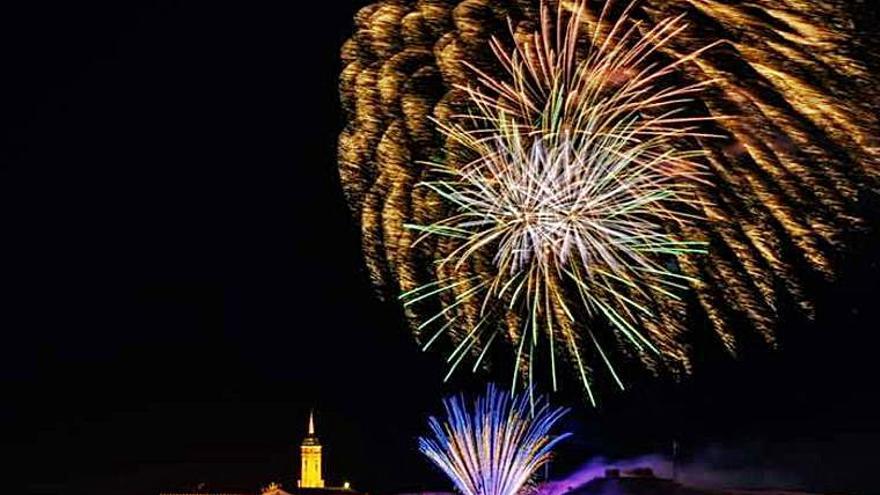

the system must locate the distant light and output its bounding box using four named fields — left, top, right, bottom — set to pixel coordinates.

left=343, top=482, right=351, bottom=490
